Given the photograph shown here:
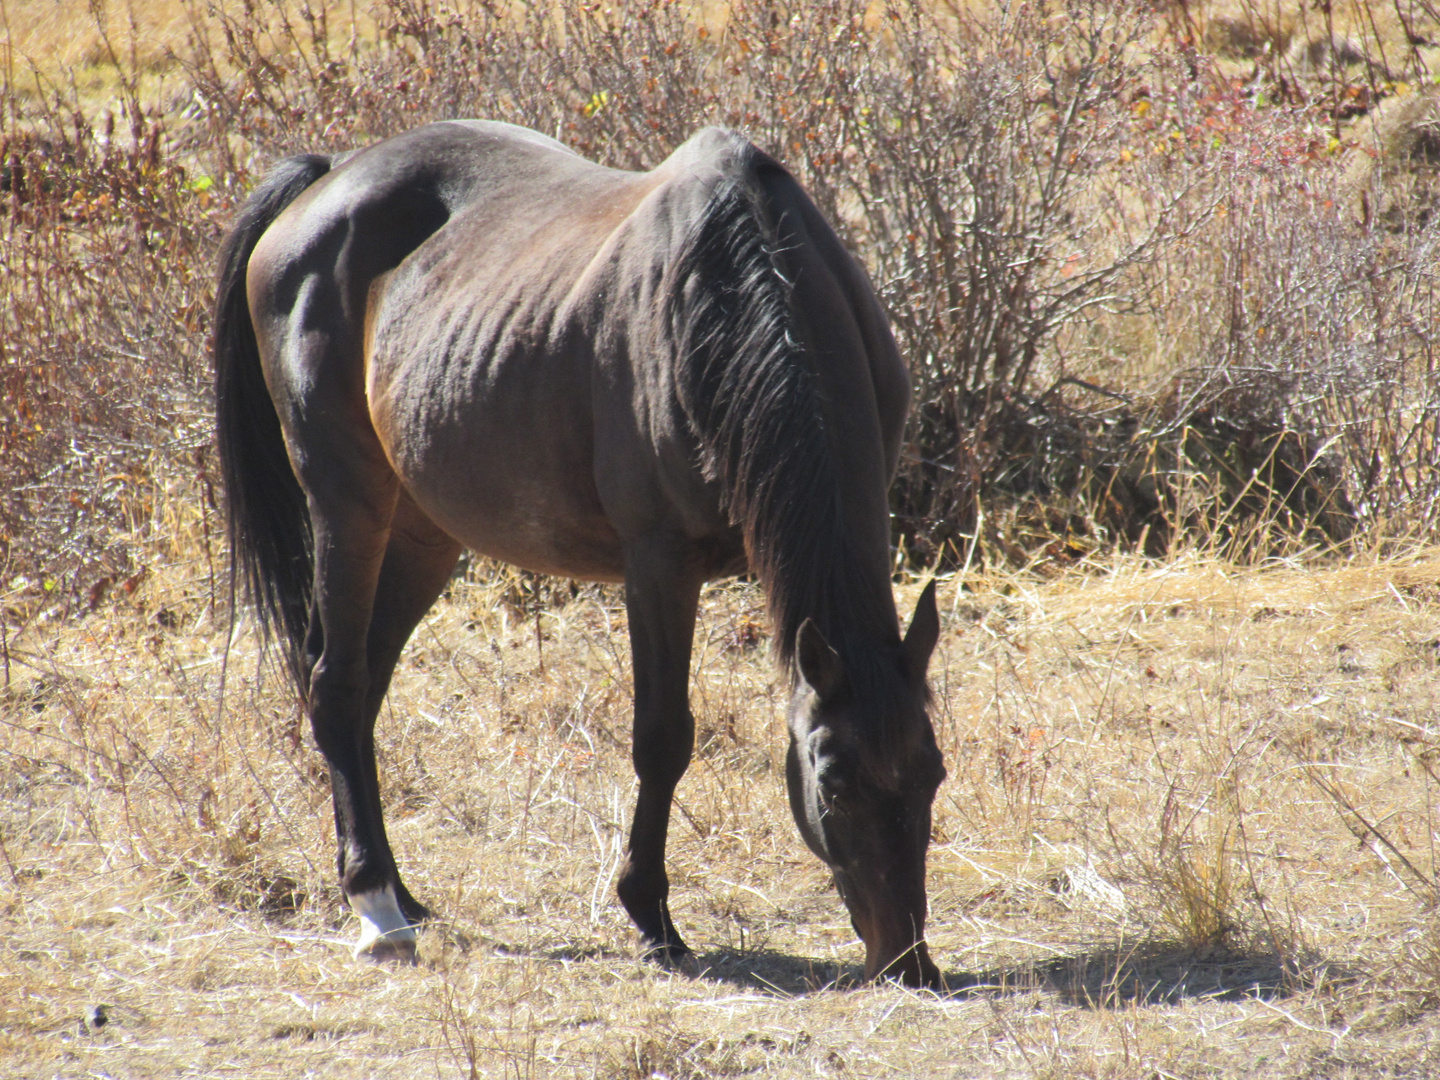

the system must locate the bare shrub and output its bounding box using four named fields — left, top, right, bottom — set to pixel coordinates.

left=950, top=31, right=1440, bottom=563
left=0, top=91, right=219, bottom=618
left=4, top=0, right=1440, bottom=617
left=1145, top=115, right=1440, bottom=555
left=794, top=2, right=1198, bottom=564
